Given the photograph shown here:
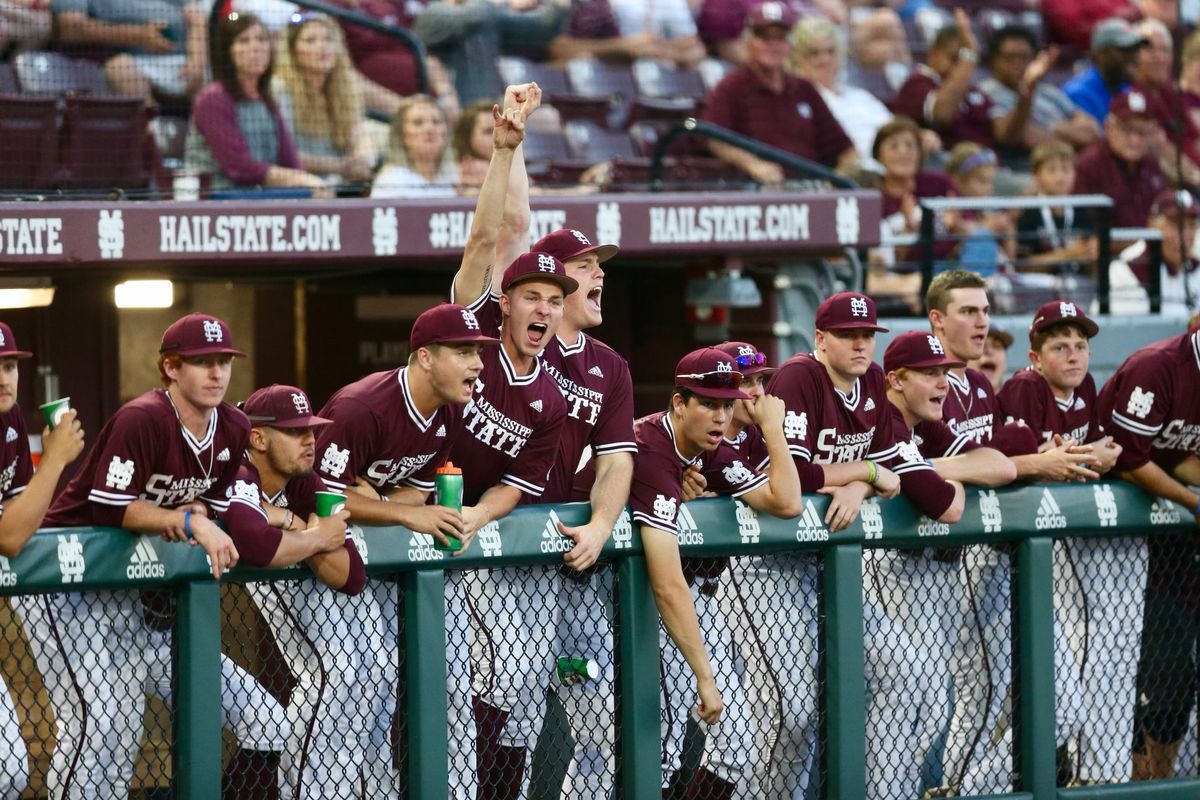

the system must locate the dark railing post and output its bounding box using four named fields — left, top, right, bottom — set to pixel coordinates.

left=174, top=580, right=223, bottom=800
left=920, top=205, right=937, bottom=302
left=405, top=570, right=450, bottom=799
left=616, top=555, right=663, bottom=798
left=1015, top=537, right=1056, bottom=799
left=1096, top=204, right=1113, bottom=315
left=824, top=543, right=866, bottom=799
